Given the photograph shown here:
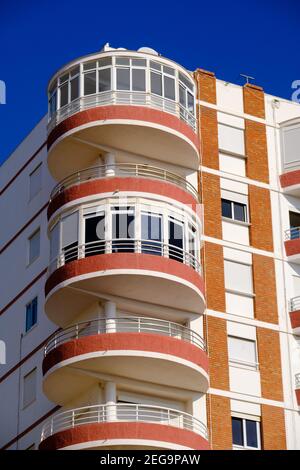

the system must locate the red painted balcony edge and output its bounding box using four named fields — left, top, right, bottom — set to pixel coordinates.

left=48, top=177, right=198, bottom=220
left=296, top=389, right=300, bottom=407
left=289, top=310, right=300, bottom=330
left=280, top=170, right=300, bottom=189
left=39, top=421, right=210, bottom=450
left=284, top=239, right=300, bottom=257
left=47, top=105, right=199, bottom=151
left=45, top=252, right=205, bottom=299
left=42, top=332, right=209, bottom=376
